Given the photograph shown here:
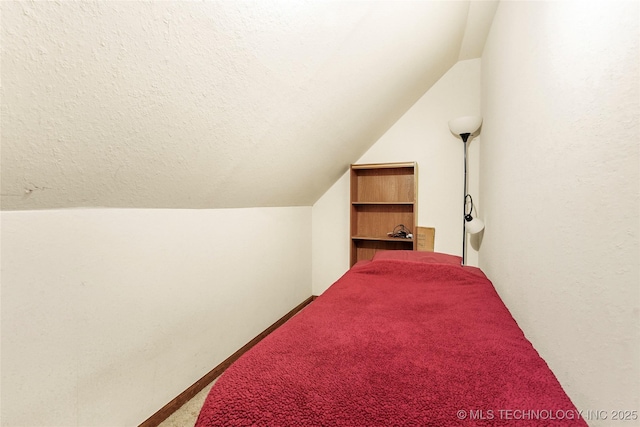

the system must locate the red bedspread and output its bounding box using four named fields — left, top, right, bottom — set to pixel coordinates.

left=196, top=259, right=585, bottom=426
